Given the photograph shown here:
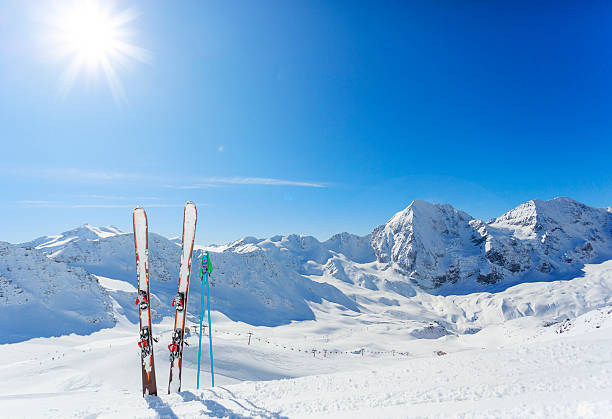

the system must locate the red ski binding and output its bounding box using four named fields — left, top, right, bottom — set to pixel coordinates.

left=136, top=290, right=149, bottom=310
left=171, top=292, right=184, bottom=312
